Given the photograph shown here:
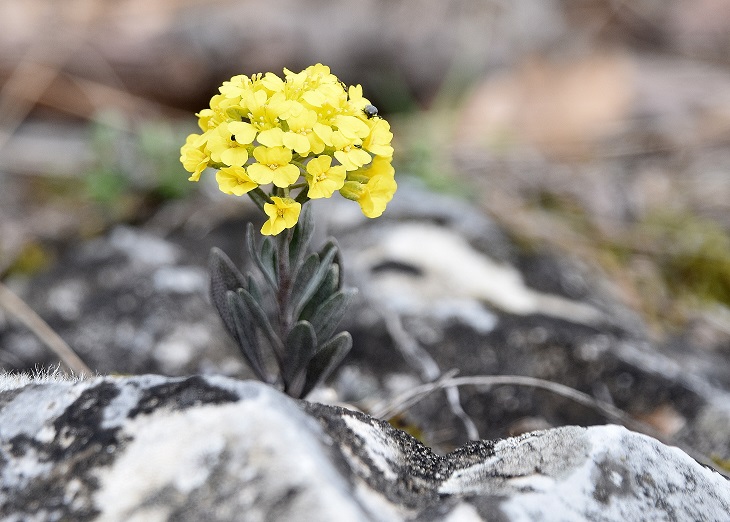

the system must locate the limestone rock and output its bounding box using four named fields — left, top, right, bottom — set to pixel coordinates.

left=0, top=374, right=727, bottom=521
